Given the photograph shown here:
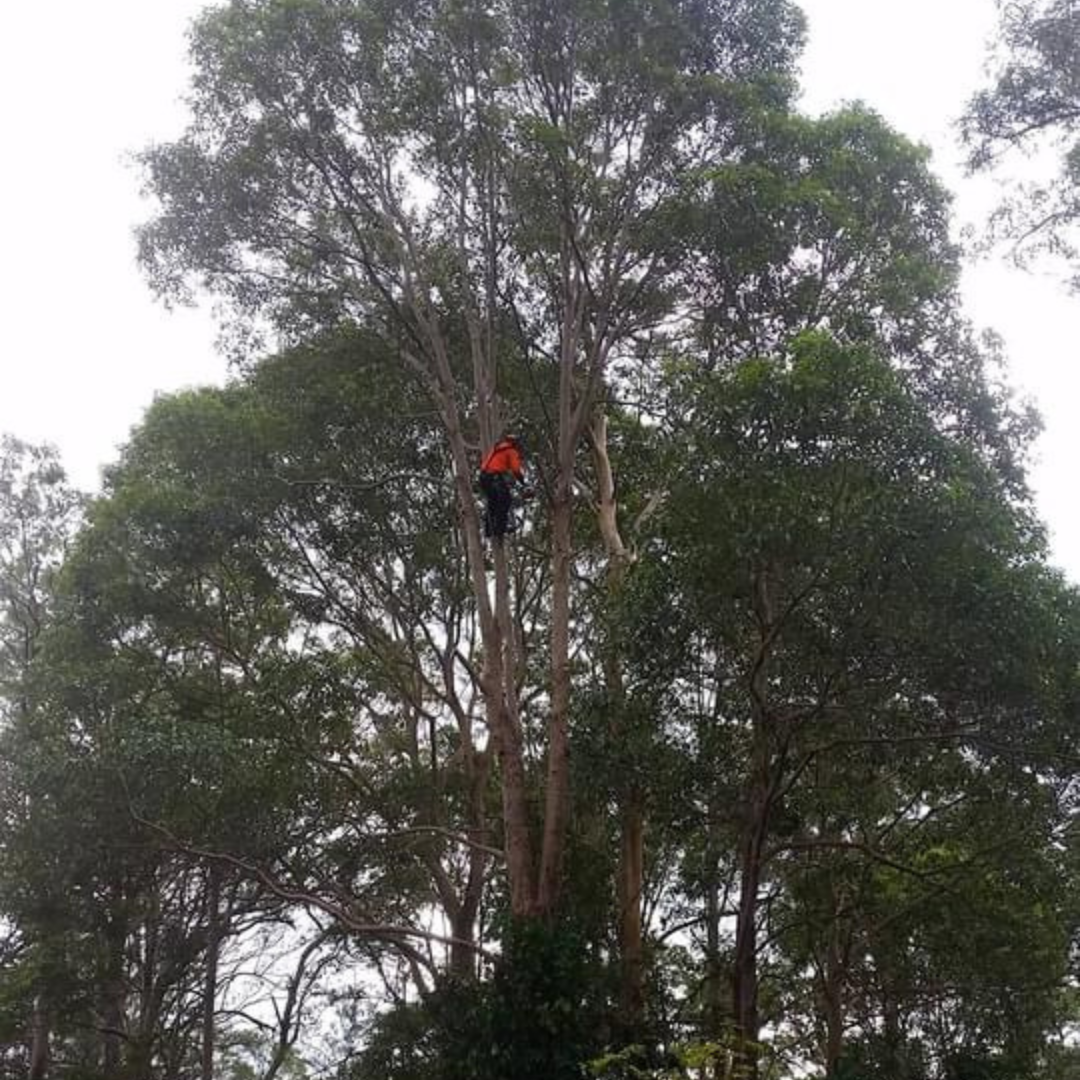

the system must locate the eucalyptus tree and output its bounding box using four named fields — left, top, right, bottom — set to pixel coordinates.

left=680, top=101, right=1034, bottom=494
left=0, top=436, right=83, bottom=716
left=1, top=345, right=469, bottom=1076
left=595, top=99, right=1049, bottom=1066
left=686, top=106, right=958, bottom=359
left=964, top=0, right=1080, bottom=279
left=54, top=328, right=511, bottom=981
left=138, top=0, right=806, bottom=920
left=0, top=437, right=83, bottom=1080
left=769, top=717, right=1078, bottom=1078
left=625, top=333, right=1080, bottom=1076
left=119, top=4, right=1080, bottom=1075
